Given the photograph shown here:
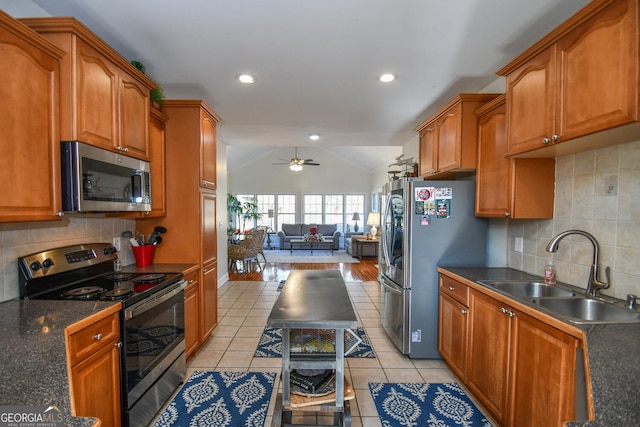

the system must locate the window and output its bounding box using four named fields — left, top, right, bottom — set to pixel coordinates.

left=324, top=195, right=343, bottom=230
left=346, top=195, right=365, bottom=232
left=277, top=194, right=296, bottom=228
left=256, top=195, right=275, bottom=231
left=301, top=194, right=364, bottom=232
left=303, top=195, right=323, bottom=224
